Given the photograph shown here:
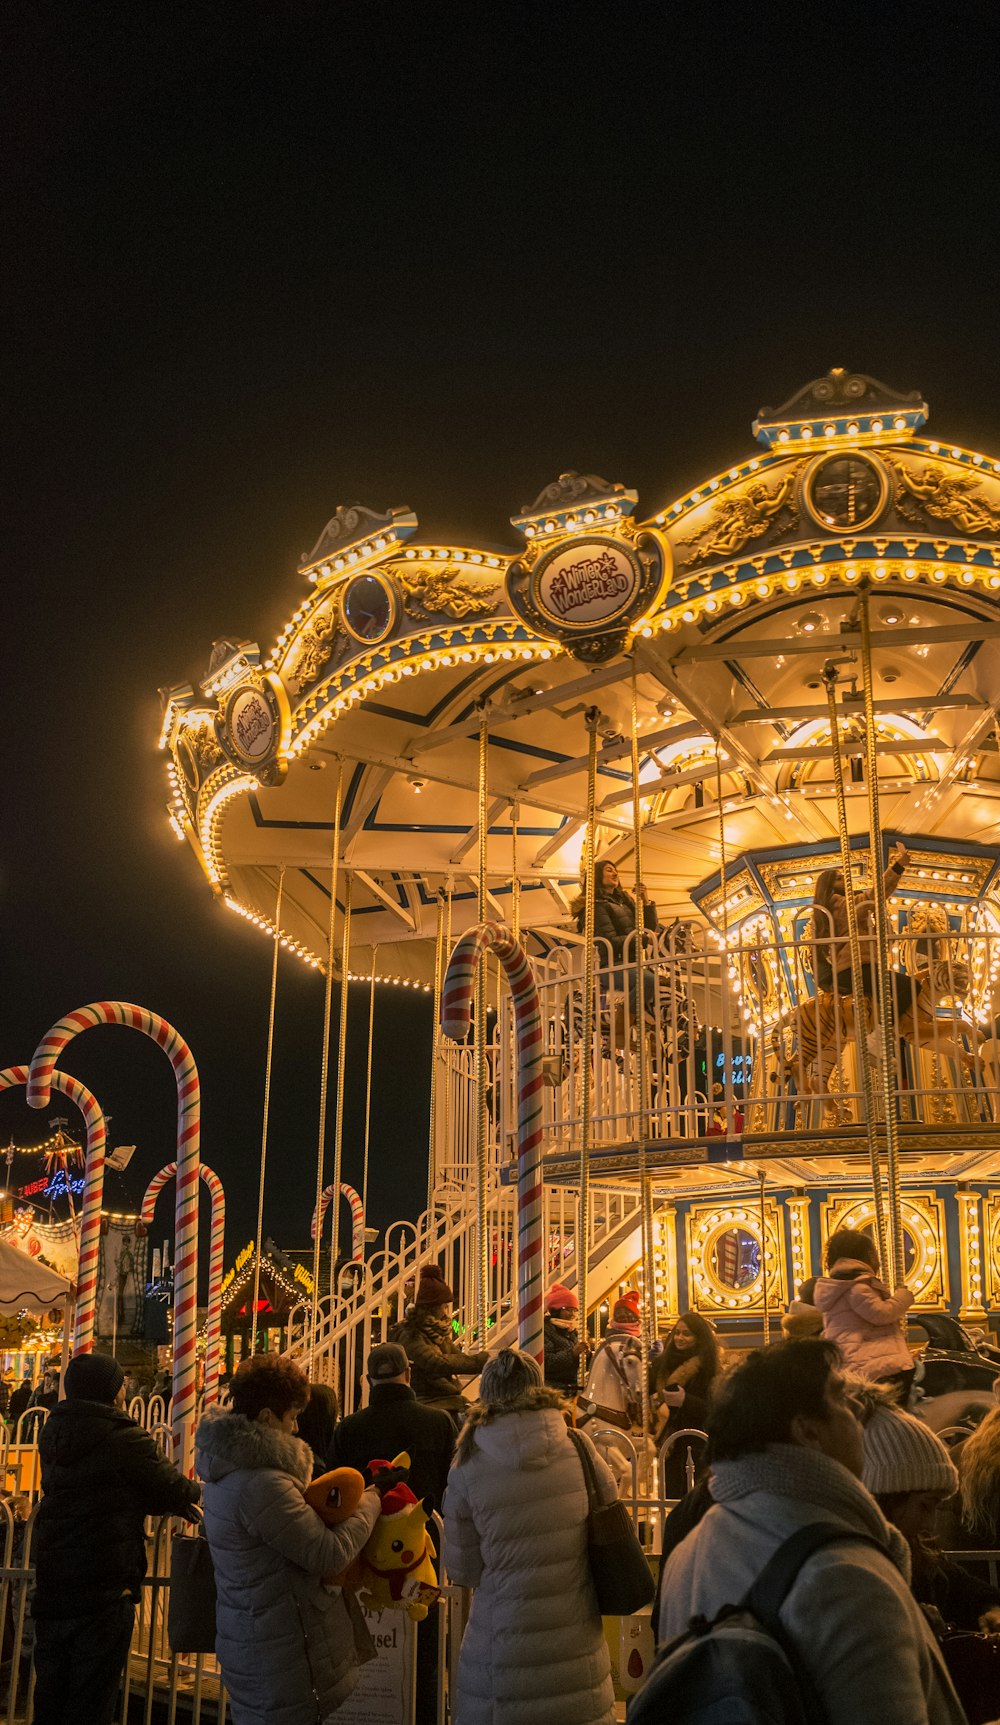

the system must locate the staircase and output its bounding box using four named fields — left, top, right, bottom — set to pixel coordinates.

left=287, top=1180, right=647, bottom=1413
